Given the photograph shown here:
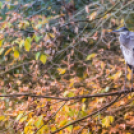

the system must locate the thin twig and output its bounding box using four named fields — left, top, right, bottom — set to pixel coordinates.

left=50, top=95, right=121, bottom=134
left=34, top=101, right=67, bottom=134
left=0, top=61, right=32, bottom=75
